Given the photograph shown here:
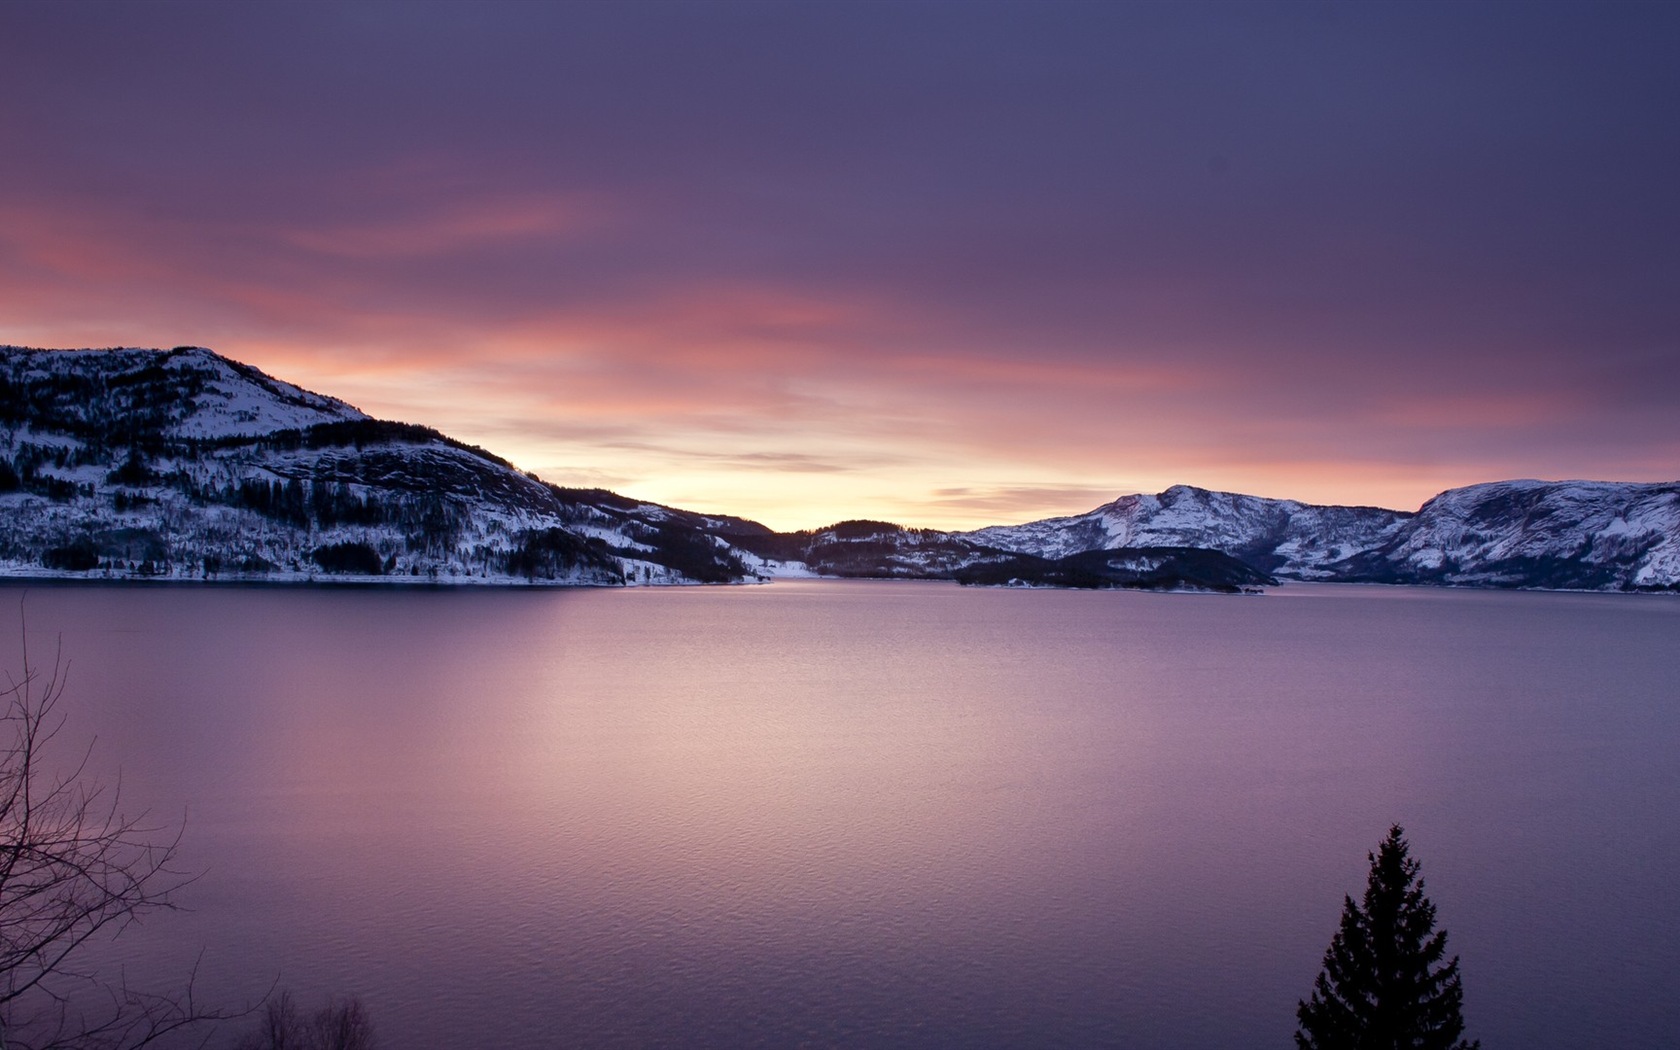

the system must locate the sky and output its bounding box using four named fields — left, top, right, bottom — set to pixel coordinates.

left=1, top=0, right=1676, bottom=531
